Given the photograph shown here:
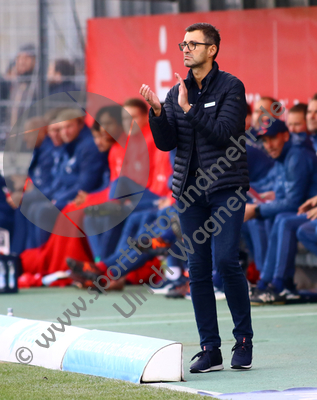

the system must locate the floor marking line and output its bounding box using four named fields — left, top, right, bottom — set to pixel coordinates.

left=42, top=304, right=317, bottom=322
left=77, top=312, right=317, bottom=328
